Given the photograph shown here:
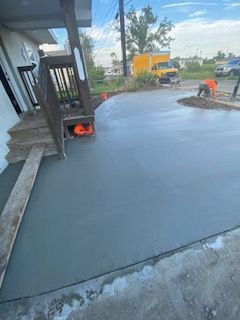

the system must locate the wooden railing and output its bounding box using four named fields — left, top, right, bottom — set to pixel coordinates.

left=33, top=57, right=66, bottom=158
left=46, top=56, right=80, bottom=111
left=18, top=65, right=39, bottom=110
